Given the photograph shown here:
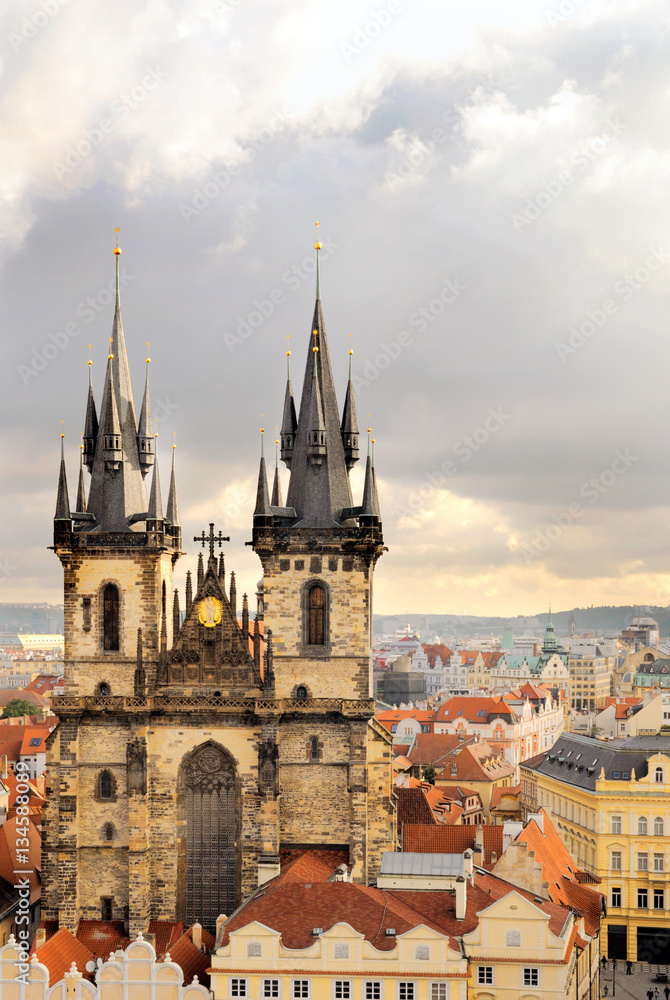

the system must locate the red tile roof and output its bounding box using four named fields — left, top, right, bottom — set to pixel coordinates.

left=408, top=733, right=477, bottom=766
left=169, top=925, right=215, bottom=986
left=36, top=928, right=95, bottom=985
left=0, top=815, right=41, bottom=902
left=422, top=643, right=453, bottom=667
left=436, top=696, right=518, bottom=724
left=397, top=786, right=437, bottom=825
left=435, top=743, right=514, bottom=783
left=514, top=810, right=602, bottom=936
left=19, top=726, right=50, bottom=756
left=150, top=920, right=184, bottom=956
left=75, top=920, right=128, bottom=958
left=490, top=782, right=522, bottom=809
left=403, top=824, right=503, bottom=865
